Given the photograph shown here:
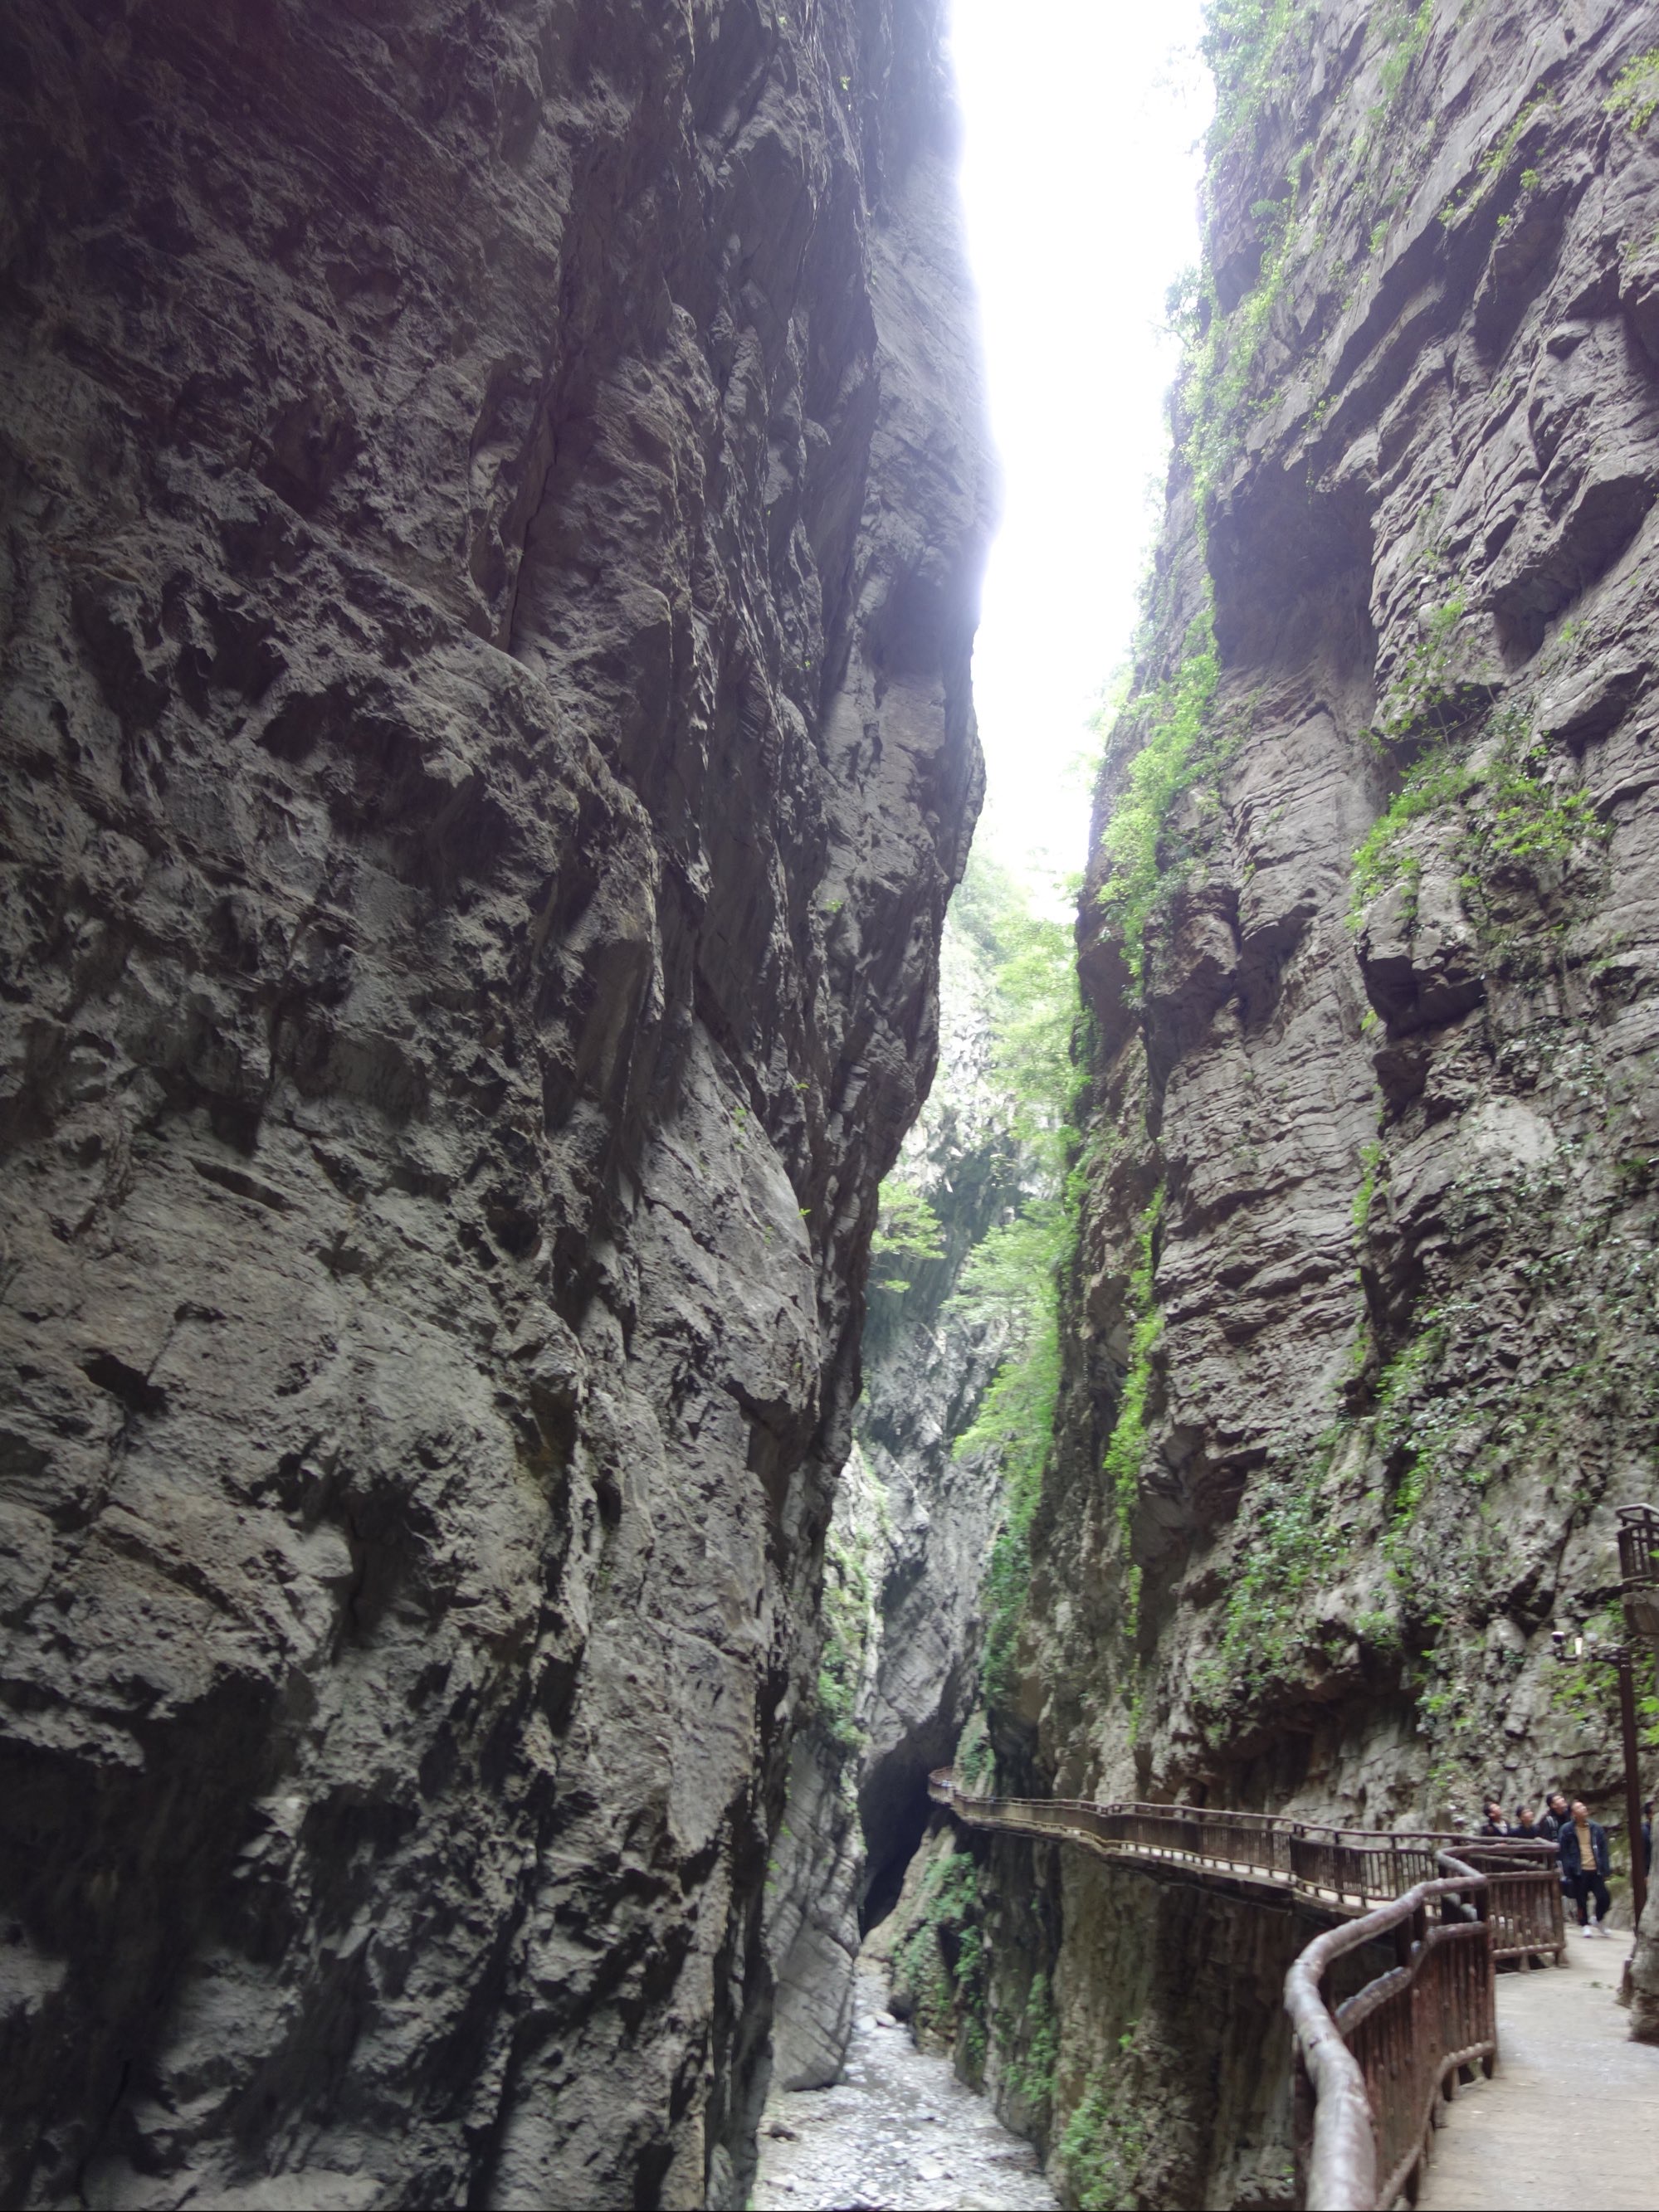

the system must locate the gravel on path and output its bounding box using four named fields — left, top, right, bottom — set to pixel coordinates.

left=750, top=1963, right=1058, bottom=2212
left=1417, top=1930, right=1659, bottom=2211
